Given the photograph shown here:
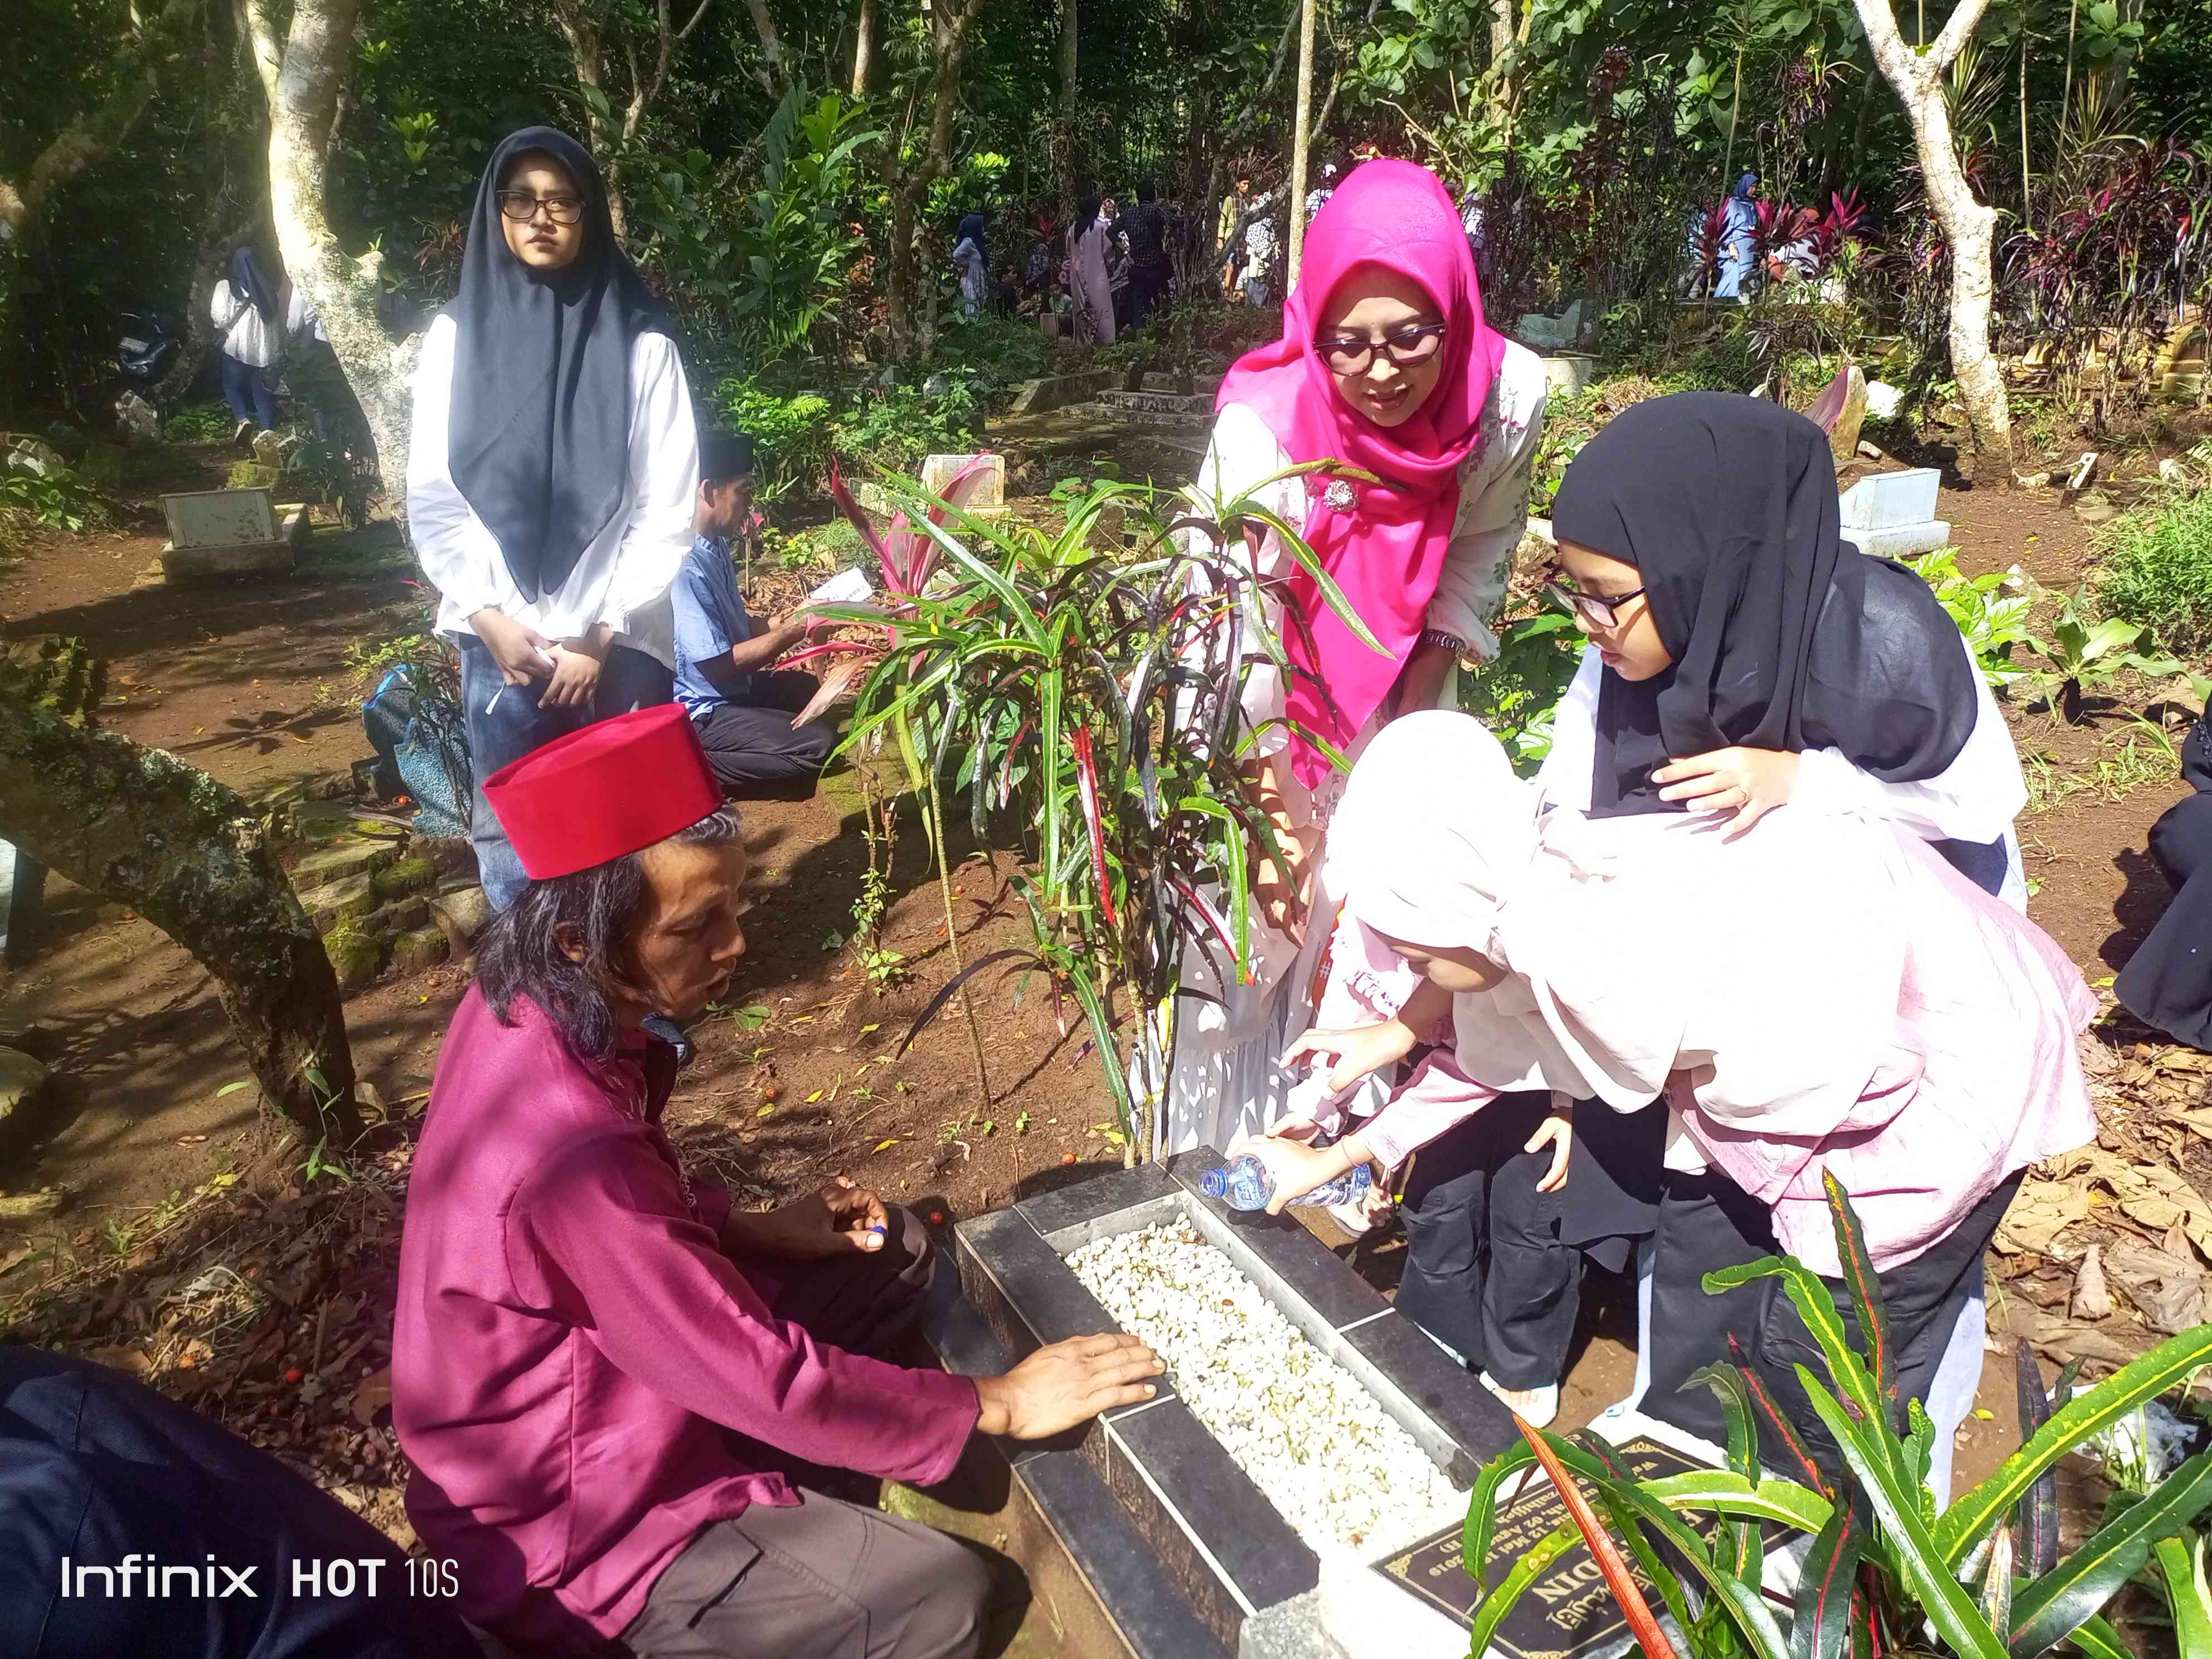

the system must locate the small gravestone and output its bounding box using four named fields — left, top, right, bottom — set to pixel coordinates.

left=114, top=391, right=163, bottom=444
left=1839, top=466, right=1950, bottom=558
left=918, top=452, right=1008, bottom=518
left=1540, top=355, right=1599, bottom=398
left=159, top=486, right=305, bottom=580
